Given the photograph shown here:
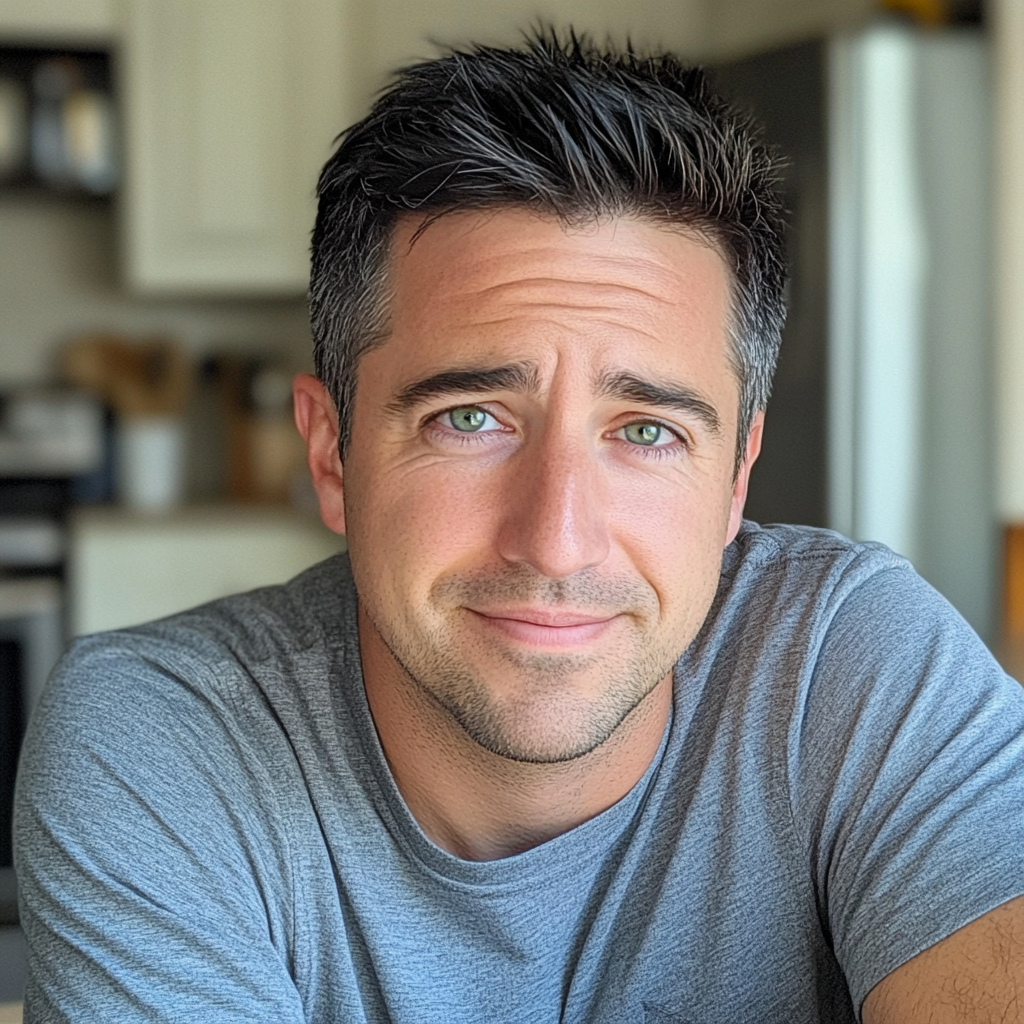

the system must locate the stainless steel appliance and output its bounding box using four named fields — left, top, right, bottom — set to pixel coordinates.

left=0, top=389, right=103, bottom=926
